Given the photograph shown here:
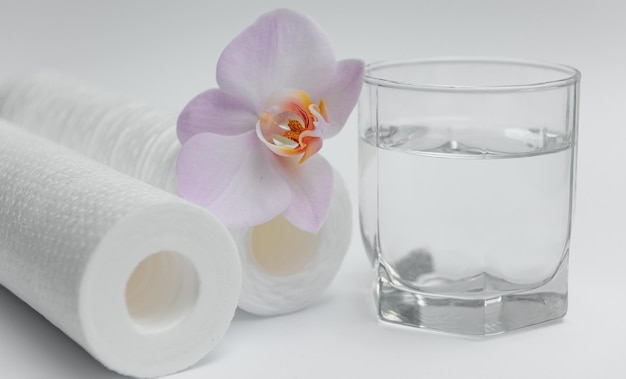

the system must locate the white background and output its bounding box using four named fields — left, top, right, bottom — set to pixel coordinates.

left=1, top=0, right=625, bottom=378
